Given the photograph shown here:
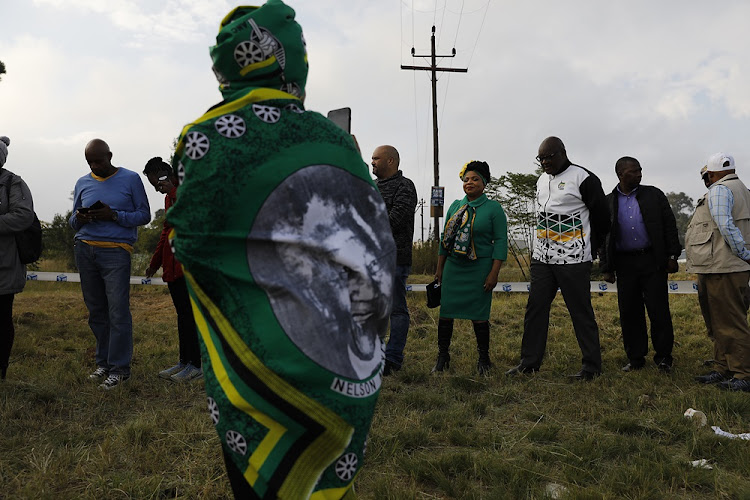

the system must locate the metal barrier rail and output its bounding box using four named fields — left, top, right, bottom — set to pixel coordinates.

left=27, top=271, right=700, bottom=294
left=27, top=271, right=165, bottom=286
